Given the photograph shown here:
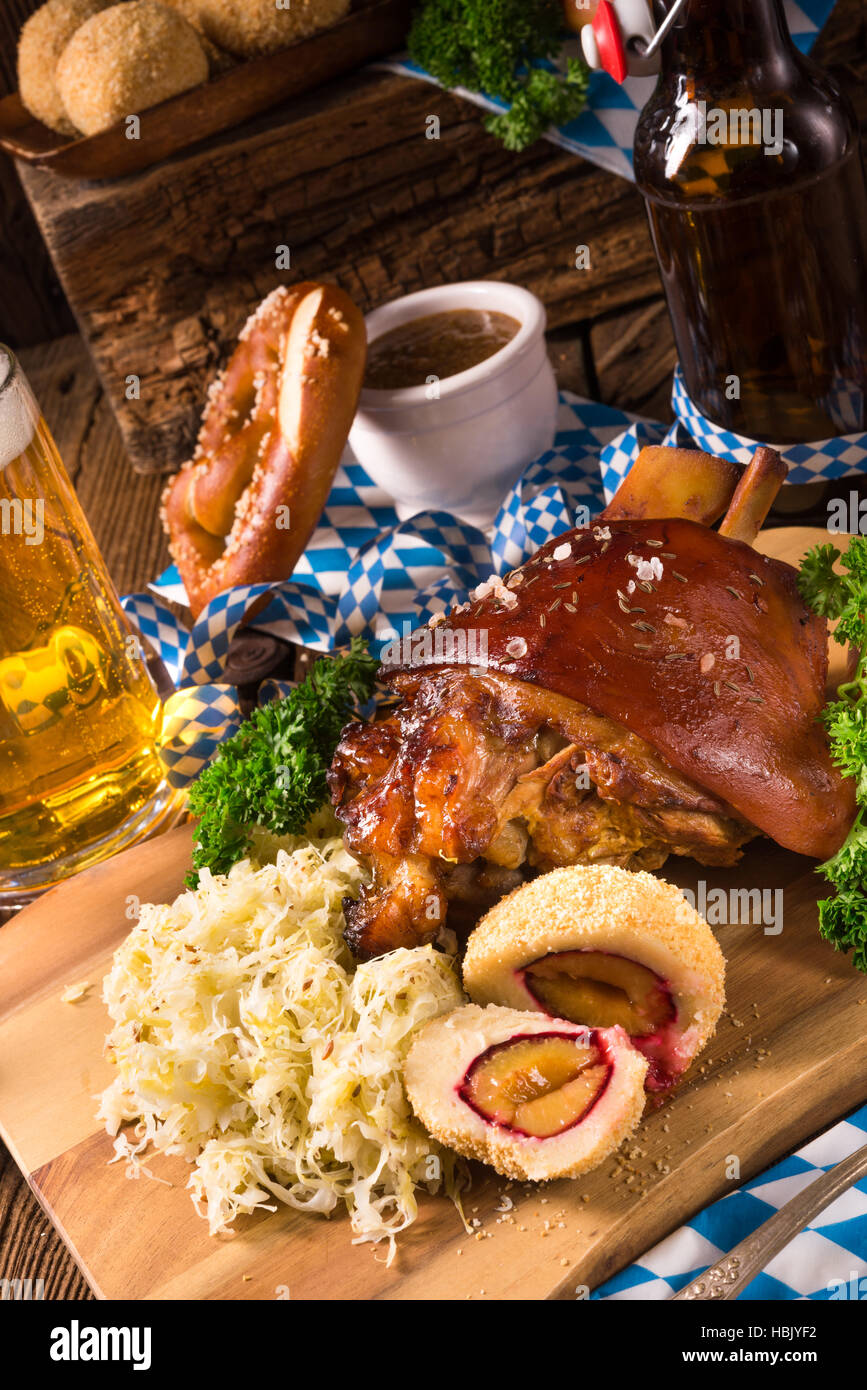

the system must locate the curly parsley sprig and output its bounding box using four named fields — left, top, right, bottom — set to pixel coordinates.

left=186, top=637, right=378, bottom=887
left=798, top=536, right=867, bottom=970
left=408, top=0, right=590, bottom=152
